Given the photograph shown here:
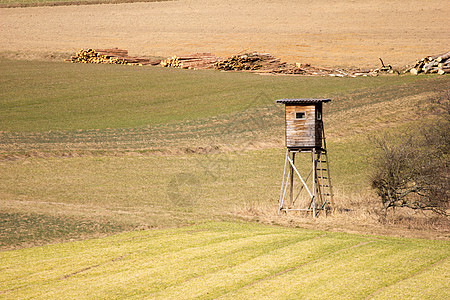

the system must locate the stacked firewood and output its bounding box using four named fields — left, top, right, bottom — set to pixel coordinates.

left=67, top=48, right=161, bottom=66
left=406, top=52, right=450, bottom=75
left=160, top=53, right=219, bottom=69
left=214, top=52, right=288, bottom=71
